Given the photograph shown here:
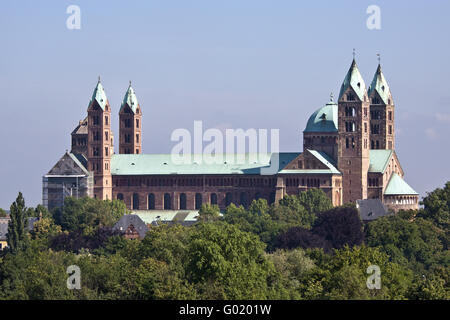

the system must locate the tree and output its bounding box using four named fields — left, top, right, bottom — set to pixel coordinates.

left=313, top=246, right=413, bottom=300
left=197, top=203, right=221, bottom=222
left=0, top=208, right=7, bottom=217
left=186, top=221, right=275, bottom=299
left=26, top=204, right=51, bottom=219
left=52, top=197, right=127, bottom=235
left=265, top=249, right=316, bottom=299
left=312, top=206, right=364, bottom=249
left=272, top=226, right=331, bottom=252
left=7, top=192, right=29, bottom=254
left=297, top=188, right=333, bottom=215
left=224, top=200, right=282, bottom=246
left=420, top=181, right=450, bottom=230
left=365, top=214, right=447, bottom=272
left=407, top=266, right=450, bottom=300
left=272, top=189, right=332, bottom=229
left=131, top=257, right=197, bottom=299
